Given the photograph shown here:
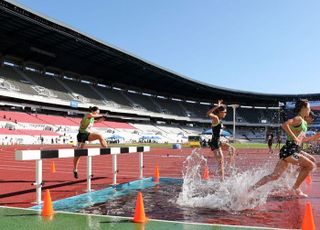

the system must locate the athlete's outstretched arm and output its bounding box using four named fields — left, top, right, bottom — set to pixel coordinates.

left=87, top=113, right=105, bottom=122
left=302, top=133, right=320, bottom=142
